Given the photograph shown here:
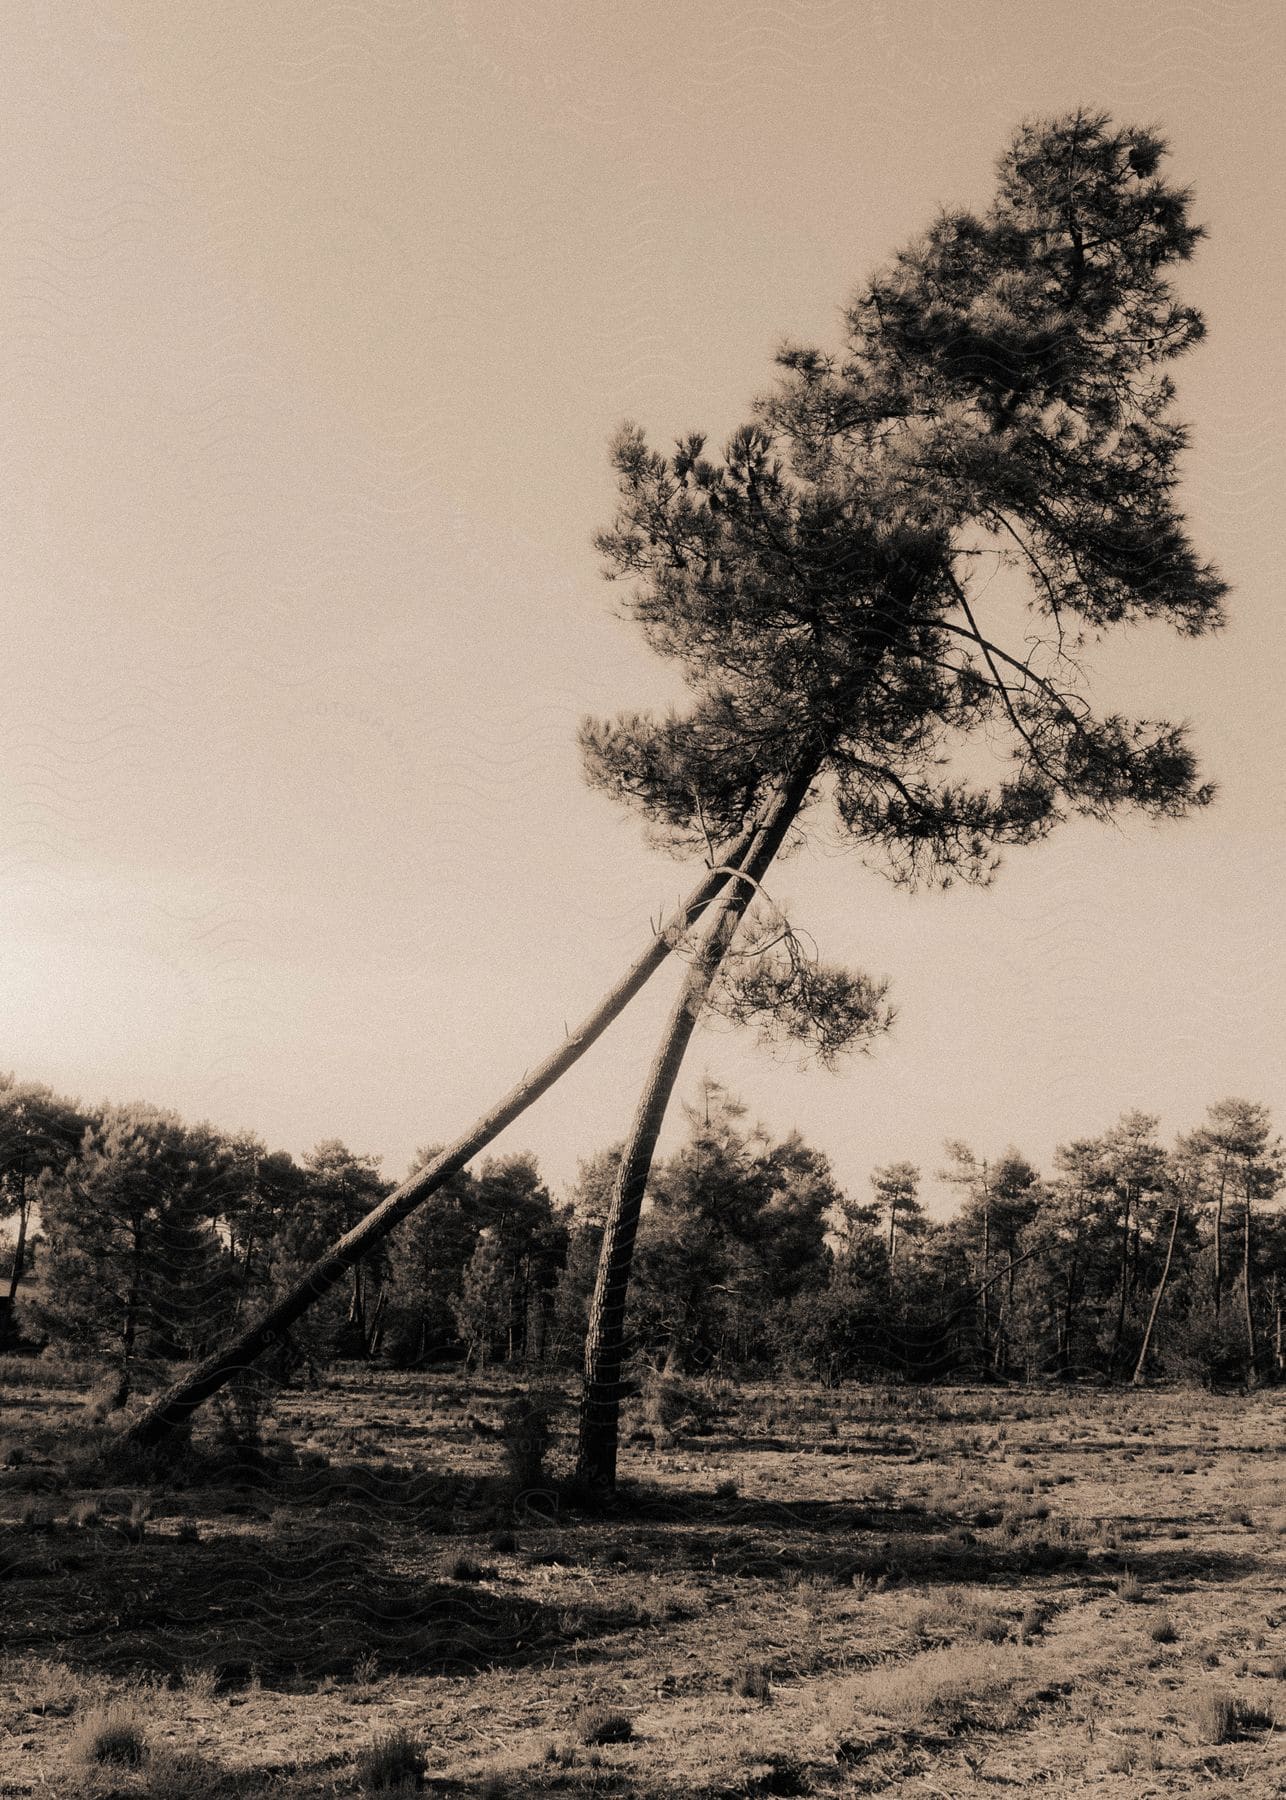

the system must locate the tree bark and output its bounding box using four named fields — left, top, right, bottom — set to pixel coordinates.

left=1132, top=1191, right=1182, bottom=1385
left=124, top=819, right=763, bottom=1449
left=1111, top=1186, right=1133, bottom=1375
left=1060, top=1210, right=1086, bottom=1377
left=1213, top=1153, right=1228, bottom=1317
left=1241, top=1180, right=1257, bottom=1385
left=2, top=1175, right=28, bottom=1348
left=979, top=1193, right=990, bottom=1374
left=574, top=768, right=814, bottom=1496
